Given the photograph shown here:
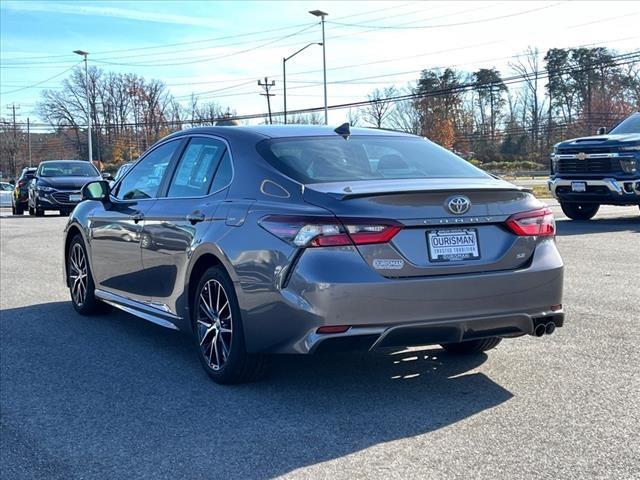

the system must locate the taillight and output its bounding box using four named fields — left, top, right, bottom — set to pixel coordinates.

left=505, top=207, right=555, bottom=237
left=259, top=215, right=401, bottom=247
